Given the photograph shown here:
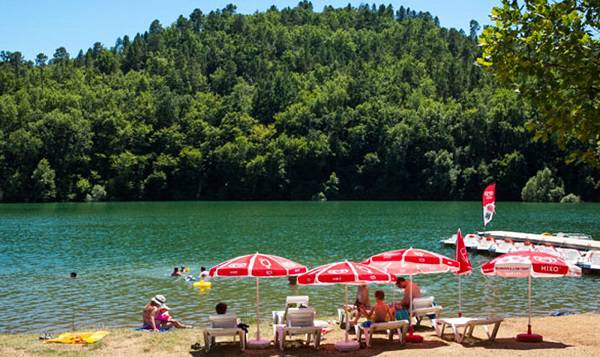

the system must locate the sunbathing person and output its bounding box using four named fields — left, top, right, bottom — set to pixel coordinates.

left=155, top=306, right=191, bottom=329
left=143, top=295, right=166, bottom=331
